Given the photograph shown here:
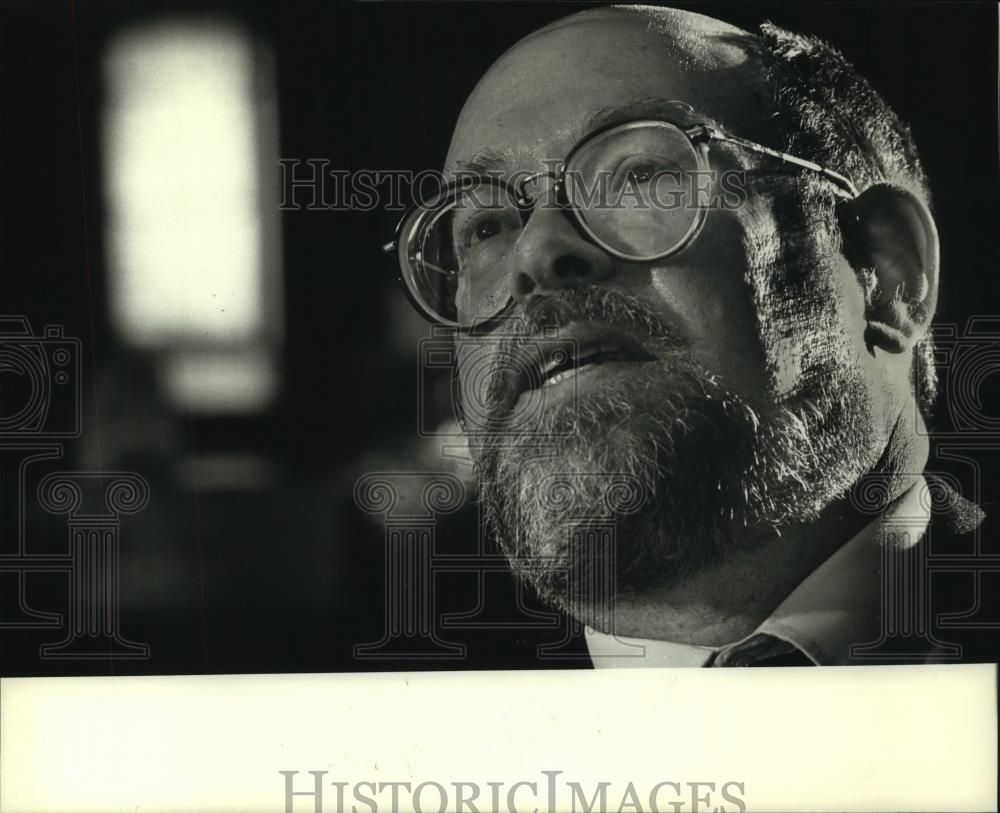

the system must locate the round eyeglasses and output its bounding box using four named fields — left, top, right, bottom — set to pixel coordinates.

left=384, top=117, right=858, bottom=330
